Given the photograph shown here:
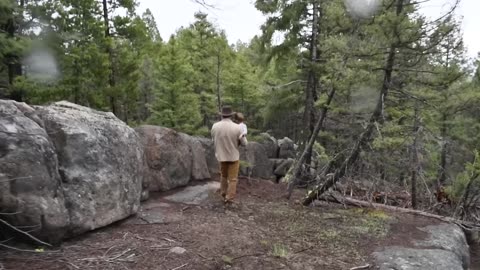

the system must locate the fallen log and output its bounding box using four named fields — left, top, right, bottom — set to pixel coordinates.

left=318, top=193, right=480, bottom=232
